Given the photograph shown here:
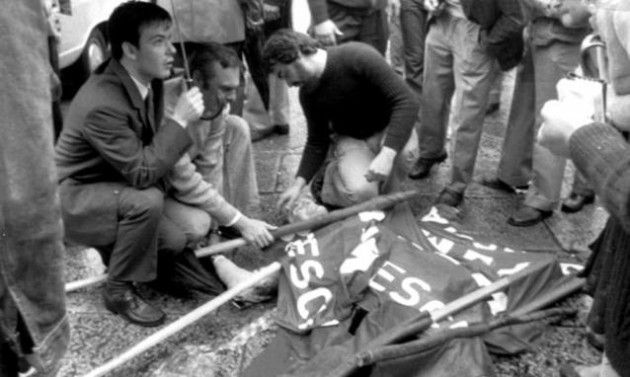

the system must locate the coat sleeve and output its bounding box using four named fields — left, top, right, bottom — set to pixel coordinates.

left=82, top=107, right=192, bottom=189
left=483, top=0, right=525, bottom=58
left=168, top=154, right=240, bottom=225
left=570, top=122, right=630, bottom=232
